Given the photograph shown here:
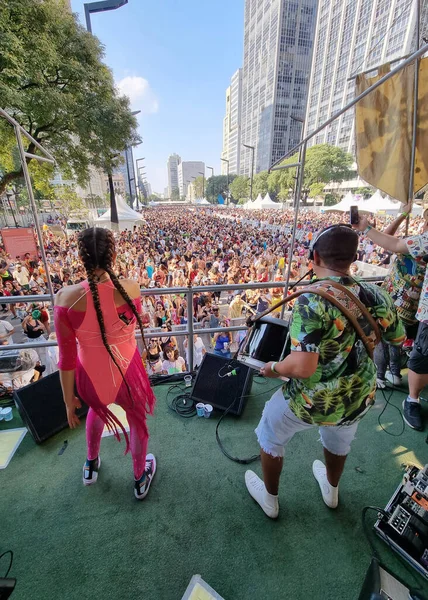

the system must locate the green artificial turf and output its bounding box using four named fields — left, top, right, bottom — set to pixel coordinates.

left=1, top=377, right=427, bottom=600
